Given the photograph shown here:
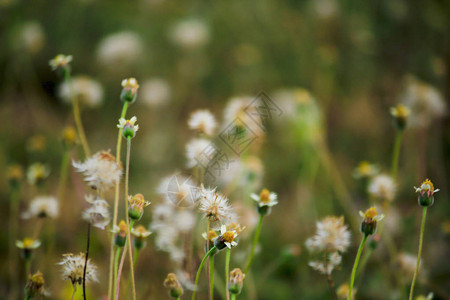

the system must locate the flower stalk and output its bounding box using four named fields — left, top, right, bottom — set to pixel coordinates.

left=408, top=207, right=427, bottom=300
left=82, top=223, right=91, bottom=300
left=348, top=234, right=367, bottom=300
left=225, top=248, right=231, bottom=300
left=192, top=246, right=218, bottom=300
left=245, top=214, right=263, bottom=273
